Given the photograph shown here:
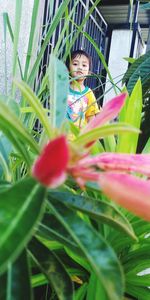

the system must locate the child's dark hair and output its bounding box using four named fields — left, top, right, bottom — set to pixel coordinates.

left=66, top=49, right=92, bottom=71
